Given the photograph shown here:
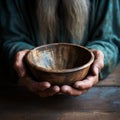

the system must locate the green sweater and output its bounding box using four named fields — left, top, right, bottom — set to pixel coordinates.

left=0, top=0, right=120, bottom=82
